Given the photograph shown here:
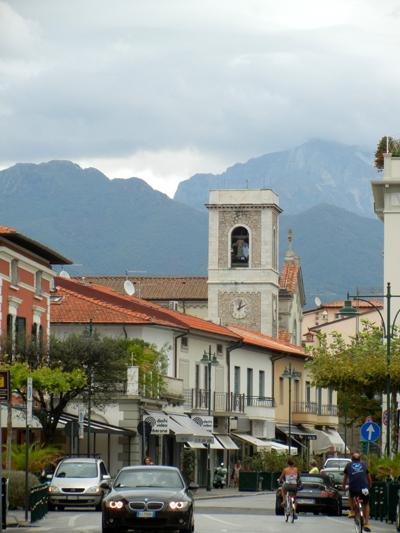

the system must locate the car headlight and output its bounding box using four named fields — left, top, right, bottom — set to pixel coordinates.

left=48, top=486, right=61, bottom=493
left=105, top=500, right=125, bottom=510
left=169, top=501, right=190, bottom=511
left=86, top=486, right=101, bottom=493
